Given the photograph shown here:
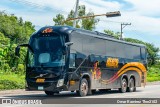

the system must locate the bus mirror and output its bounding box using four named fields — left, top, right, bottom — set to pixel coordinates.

left=15, top=44, right=34, bottom=57
left=15, top=46, right=20, bottom=57
left=65, top=42, right=73, bottom=47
